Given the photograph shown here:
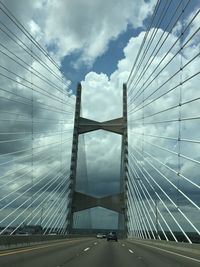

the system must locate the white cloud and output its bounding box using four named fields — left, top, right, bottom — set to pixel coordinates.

left=1, top=0, right=199, bottom=232
left=0, top=1, right=74, bottom=229
left=79, top=8, right=200, bottom=231
left=22, top=0, right=155, bottom=65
